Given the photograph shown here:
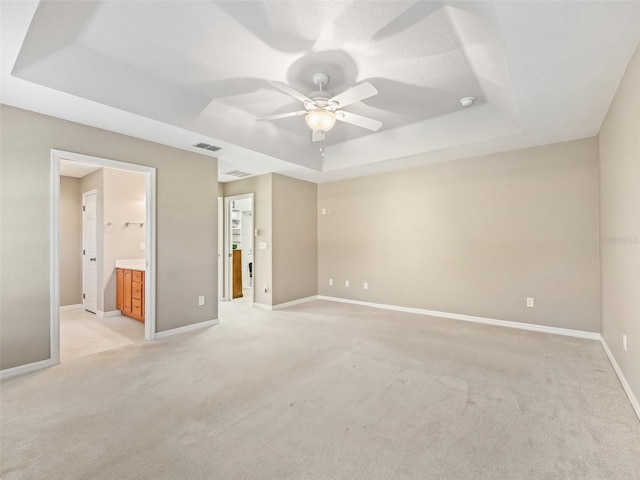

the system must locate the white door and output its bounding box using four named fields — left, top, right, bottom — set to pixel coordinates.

left=82, top=190, right=98, bottom=313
